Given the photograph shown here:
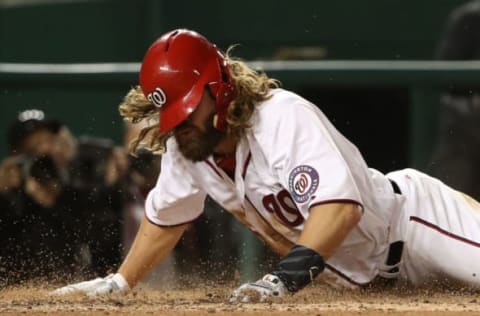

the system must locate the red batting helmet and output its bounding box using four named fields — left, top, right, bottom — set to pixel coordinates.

left=140, top=29, right=235, bottom=133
